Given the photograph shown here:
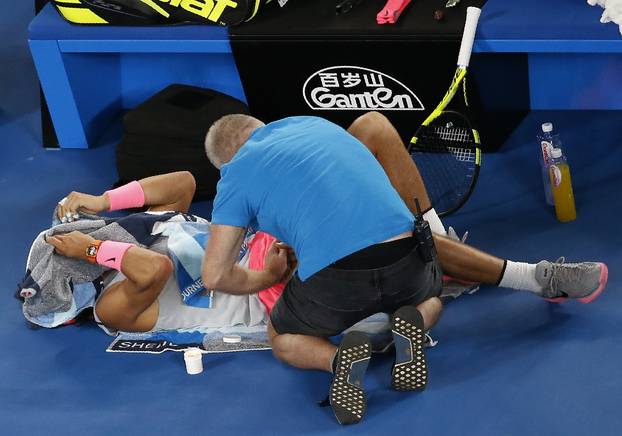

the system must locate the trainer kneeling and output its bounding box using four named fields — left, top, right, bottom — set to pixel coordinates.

left=201, top=112, right=608, bottom=425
